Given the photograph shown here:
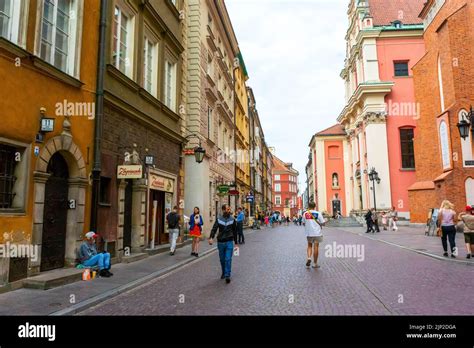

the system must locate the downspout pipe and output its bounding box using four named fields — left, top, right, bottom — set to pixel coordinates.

left=91, top=0, right=108, bottom=232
